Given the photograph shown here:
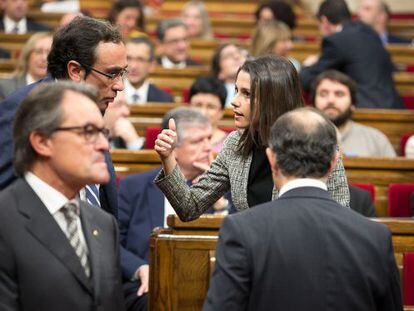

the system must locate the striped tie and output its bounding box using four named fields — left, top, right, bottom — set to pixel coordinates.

left=62, top=202, right=90, bottom=278
left=85, top=184, right=100, bottom=207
